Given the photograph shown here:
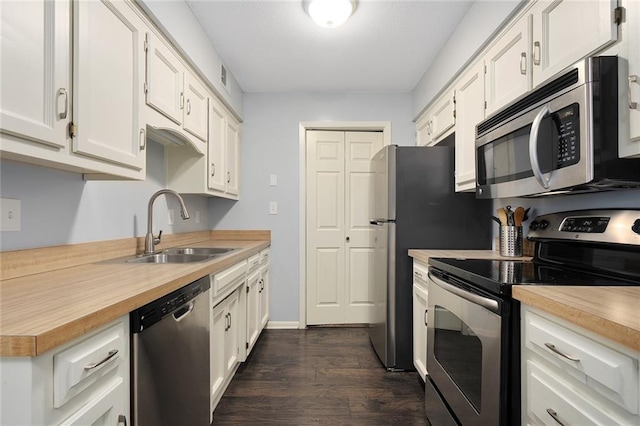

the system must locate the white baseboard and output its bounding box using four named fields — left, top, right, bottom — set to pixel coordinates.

left=265, top=321, right=300, bottom=329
